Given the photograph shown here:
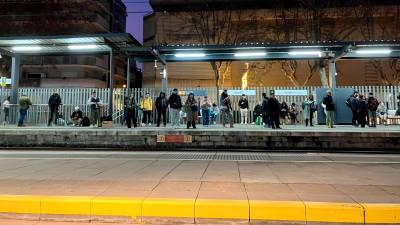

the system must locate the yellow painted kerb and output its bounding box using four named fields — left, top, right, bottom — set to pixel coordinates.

left=0, top=195, right=399, bottom=224
left=363, top=203, right=400, bottom=224
left=250, top=200, right=305, bottom=221
left=306, top=202, right=364, bottom=223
